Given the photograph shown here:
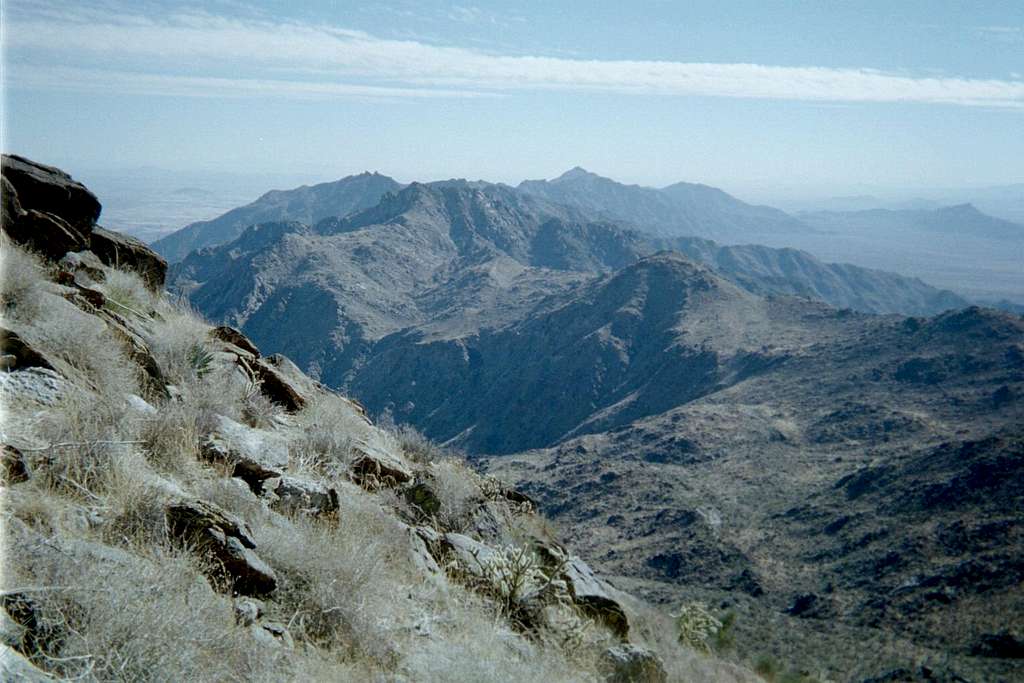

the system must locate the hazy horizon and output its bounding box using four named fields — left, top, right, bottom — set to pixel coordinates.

left=3, top=0, right=1022, bottom=197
